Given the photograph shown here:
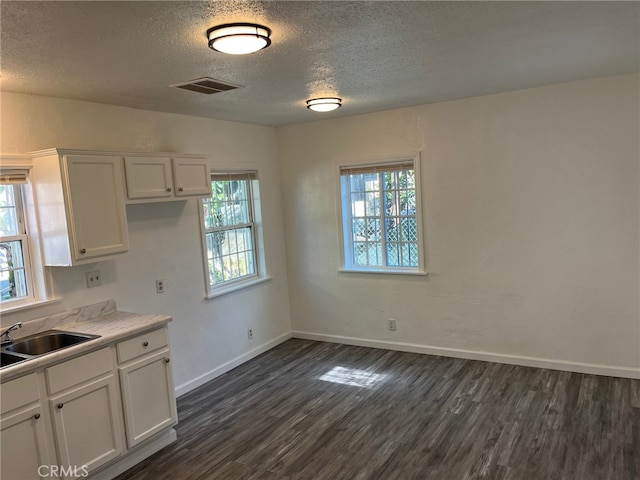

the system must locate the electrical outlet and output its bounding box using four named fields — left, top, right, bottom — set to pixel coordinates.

left=388, top=319, right=397, bottom=331
left=247, top=328, right=253, bottom=340
left=86, top=270, right=101, bottom=288
left=156, top=279, right=165, bottom=294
